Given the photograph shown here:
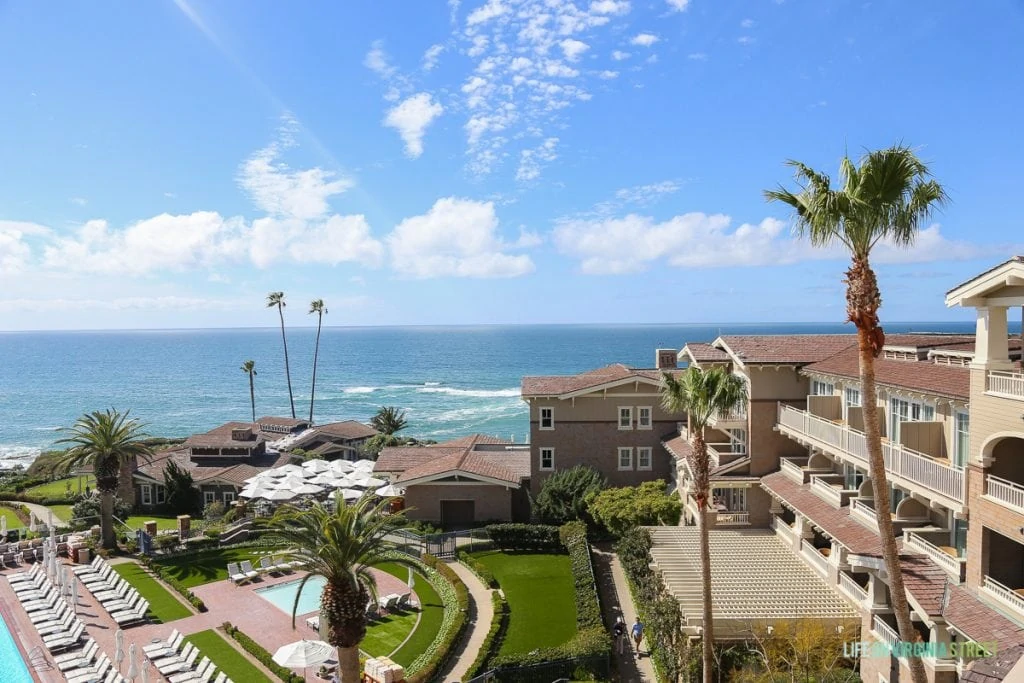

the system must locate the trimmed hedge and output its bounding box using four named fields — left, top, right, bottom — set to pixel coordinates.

left=222, top=622, right=303, bottom=683
left=0, top=492, right=75, bottom=507
left=405, top=553, right=470, bottom=683
left=562, top=523, right=602, bottom=631
left=467, top=590, right=509, bottom=678
left=457, top=550, right=497, bottom=588
left=140, top=556, right=207, bottom=612
left=0, top=501, right=32, bottom=526
left=484, top=523, right=561, bottom=551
